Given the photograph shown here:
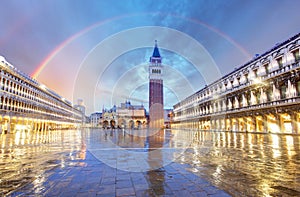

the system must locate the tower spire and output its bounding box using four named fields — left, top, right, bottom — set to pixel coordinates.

left=152, top=40, right=161, bottom=58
